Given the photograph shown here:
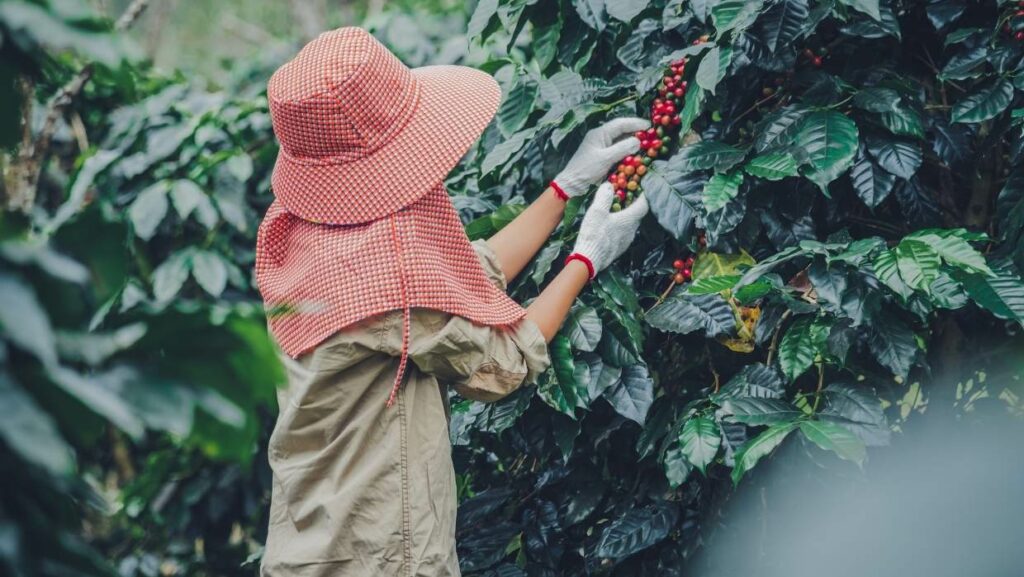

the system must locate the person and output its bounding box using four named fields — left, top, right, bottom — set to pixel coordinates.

left=254, top=27, right=648, bottom=577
